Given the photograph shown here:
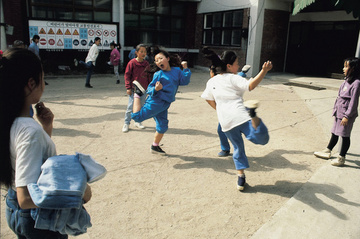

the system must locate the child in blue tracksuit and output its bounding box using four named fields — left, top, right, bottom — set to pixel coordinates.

left=131, top=49, right=191, bottom=154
